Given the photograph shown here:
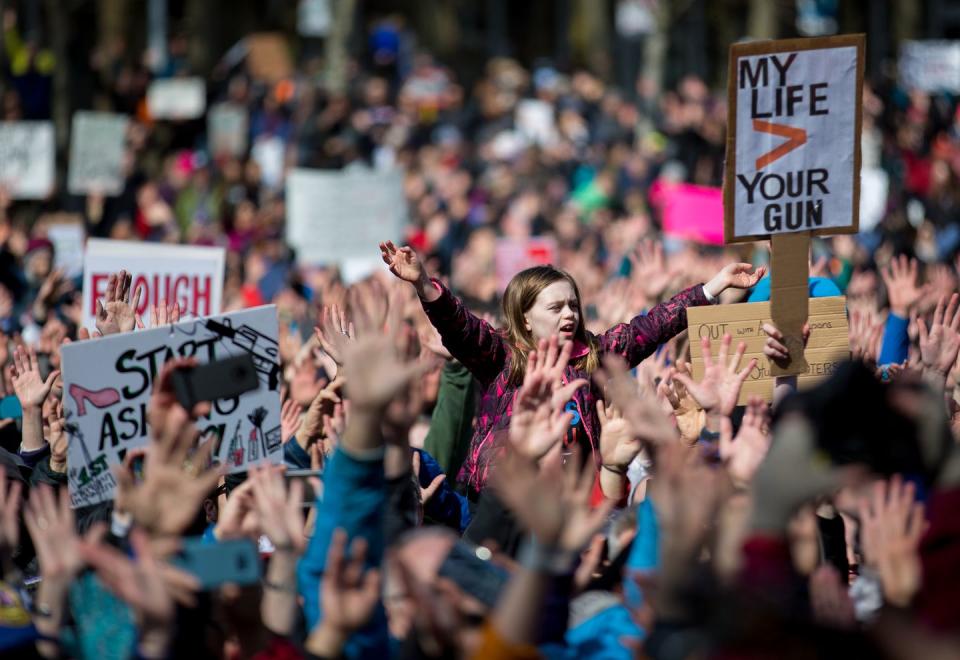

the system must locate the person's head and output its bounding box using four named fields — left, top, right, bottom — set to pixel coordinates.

left=503, top=265, right=597, bottom=383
